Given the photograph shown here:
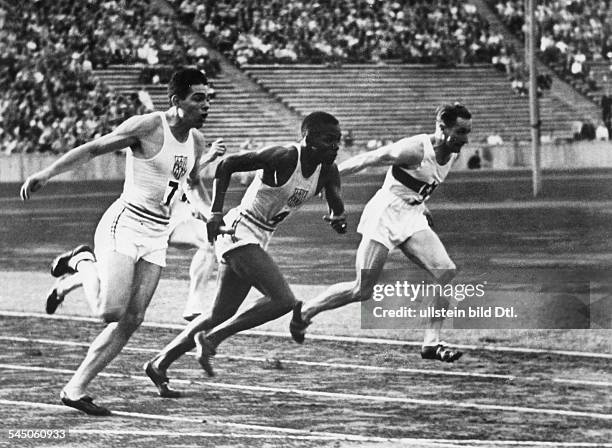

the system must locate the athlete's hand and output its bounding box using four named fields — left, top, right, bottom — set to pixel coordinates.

left=206, top=212, right=225, bottom=243
left=203, top=138, right=227, bottom=164
left=20, top=170, right=50, bottom=201
left=324, top=213, right=347, bottom=234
